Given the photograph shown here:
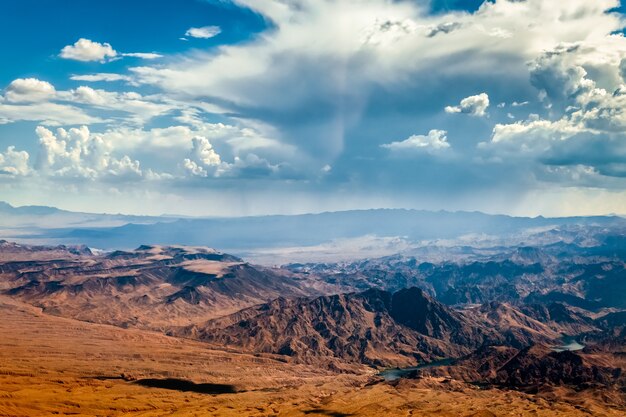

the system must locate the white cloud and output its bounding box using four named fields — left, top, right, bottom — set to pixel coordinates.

left=135, top=0, right=621, bottom=161
left=60, top=38, right=118, bottom=62
left=70, top=73, right=132, bottom=83
left=0, top=78, right=103, bottom=125
left=0, top=146, right=30, bottom=176
left=381, top=130, right=450, bottom=153
left=191, top=136, right=222, bottom=167
left=221, top=153, right=287, bottom=178
left=445, top=93, right=490, bottom=117
left=0, top=79, right=176, bottom=126
left=183, top=136, right=227, bottom=177
left=182, top=135, right=294, bottom=179
left=0, top=101, right=103, bottom=126
left=35, top=125, right=142, bottom=180
left=102, top=125, right=197, bottom=150
left=62, top=86, right=176, bottom=125
left=185, top=26, right=221, bottom=39
left=4, top=78, right=56, bottom=103
left=122, top=52, right=163, bottom=60
left=71, top=86, right=109, bottom=105
left=99, top=121, right=287, bottom=156
left=488, top=118, right=581, bottom=150
left=481, top=41, right=626, bottom=181
left=60, top=39, right=161, bottom=63
left=183, top=158, right=208, bottom=177
left=106, top=155, right=143, bottom=179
